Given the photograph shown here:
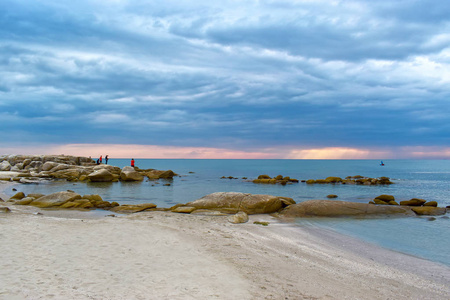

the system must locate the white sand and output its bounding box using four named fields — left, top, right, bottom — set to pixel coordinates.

left=1, top=193, right=449, bottom=299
